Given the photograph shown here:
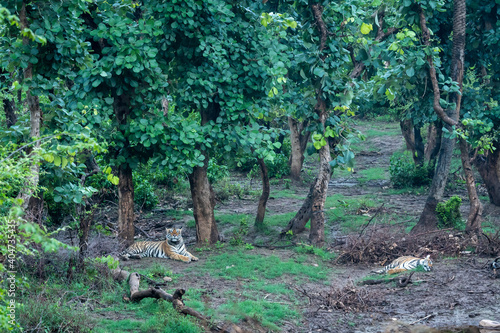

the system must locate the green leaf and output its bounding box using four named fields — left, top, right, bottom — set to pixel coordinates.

left=53, top=155, right=61, bottom=167
left=313, top=141, right=322, bottom=150
left=360, top=23, right=373, bottom=35
left=406, top=67, right=415, bottom=77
